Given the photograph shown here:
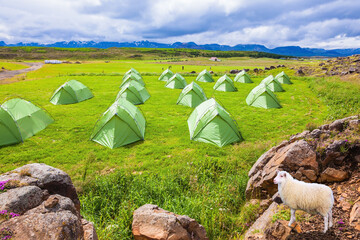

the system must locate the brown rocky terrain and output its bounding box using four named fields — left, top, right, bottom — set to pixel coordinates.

left=291, top=55, right=360, bottom=78
left=319, top=56, right=360, bottom=76
left=245, top=116, right=360, bottom=239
